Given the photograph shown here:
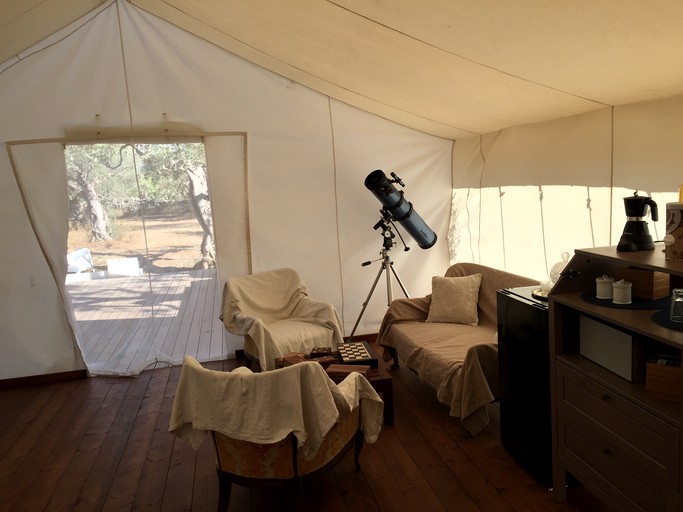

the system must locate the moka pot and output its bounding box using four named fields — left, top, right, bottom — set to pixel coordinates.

left=616, top=193, right=658, bottom=252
